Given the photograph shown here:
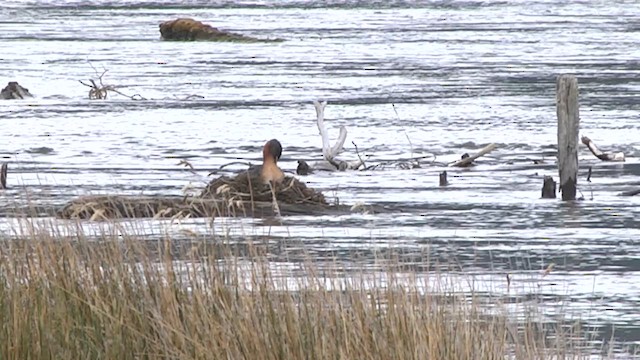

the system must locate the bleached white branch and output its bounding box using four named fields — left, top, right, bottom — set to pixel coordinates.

left=314, top=100, right=347, bottom=161
left=309, top=100, right=365, bottom=172
left=448, top=143, right=497, bottom=167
